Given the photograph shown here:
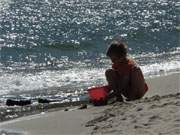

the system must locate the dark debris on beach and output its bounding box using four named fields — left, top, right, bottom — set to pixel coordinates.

left=0, top=100, right=88, bottom=122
